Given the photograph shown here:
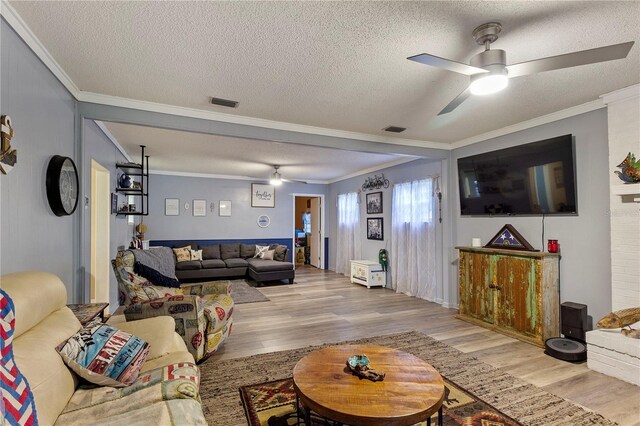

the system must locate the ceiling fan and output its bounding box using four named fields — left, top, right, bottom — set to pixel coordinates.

left=407, top=22, right=634, bottom=115
left=258, top=165, right=307, bottom=185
